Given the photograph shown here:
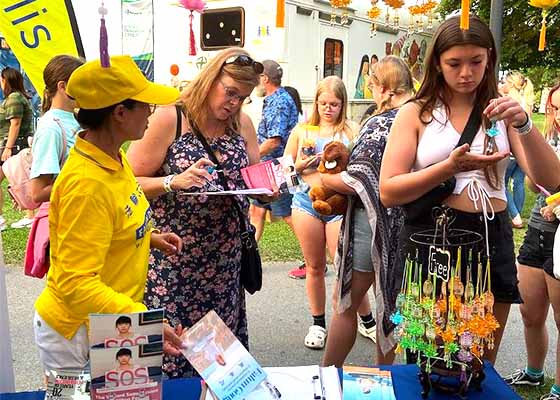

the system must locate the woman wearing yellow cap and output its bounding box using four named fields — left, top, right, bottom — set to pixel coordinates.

left=33, top=55, right=189, bottom=373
